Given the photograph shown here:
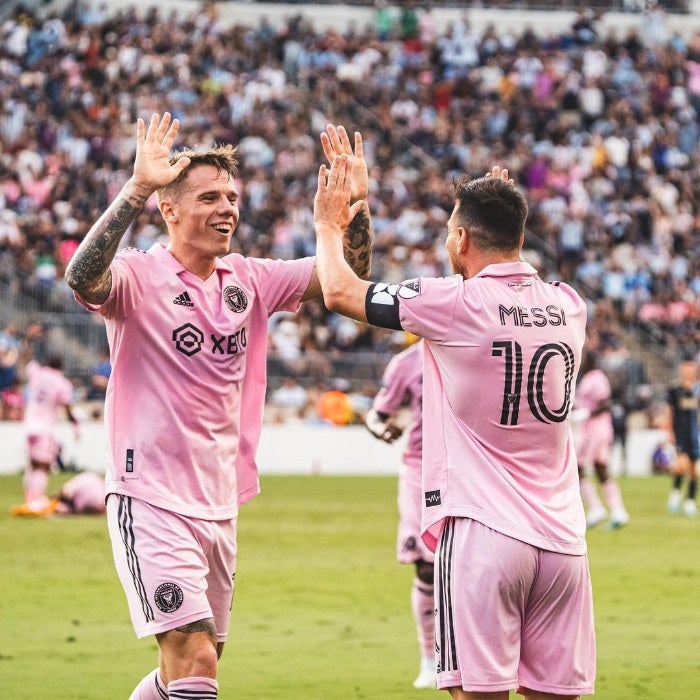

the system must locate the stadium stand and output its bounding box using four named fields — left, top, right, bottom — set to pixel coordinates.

left=0, top=0, right=698, bottom=418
